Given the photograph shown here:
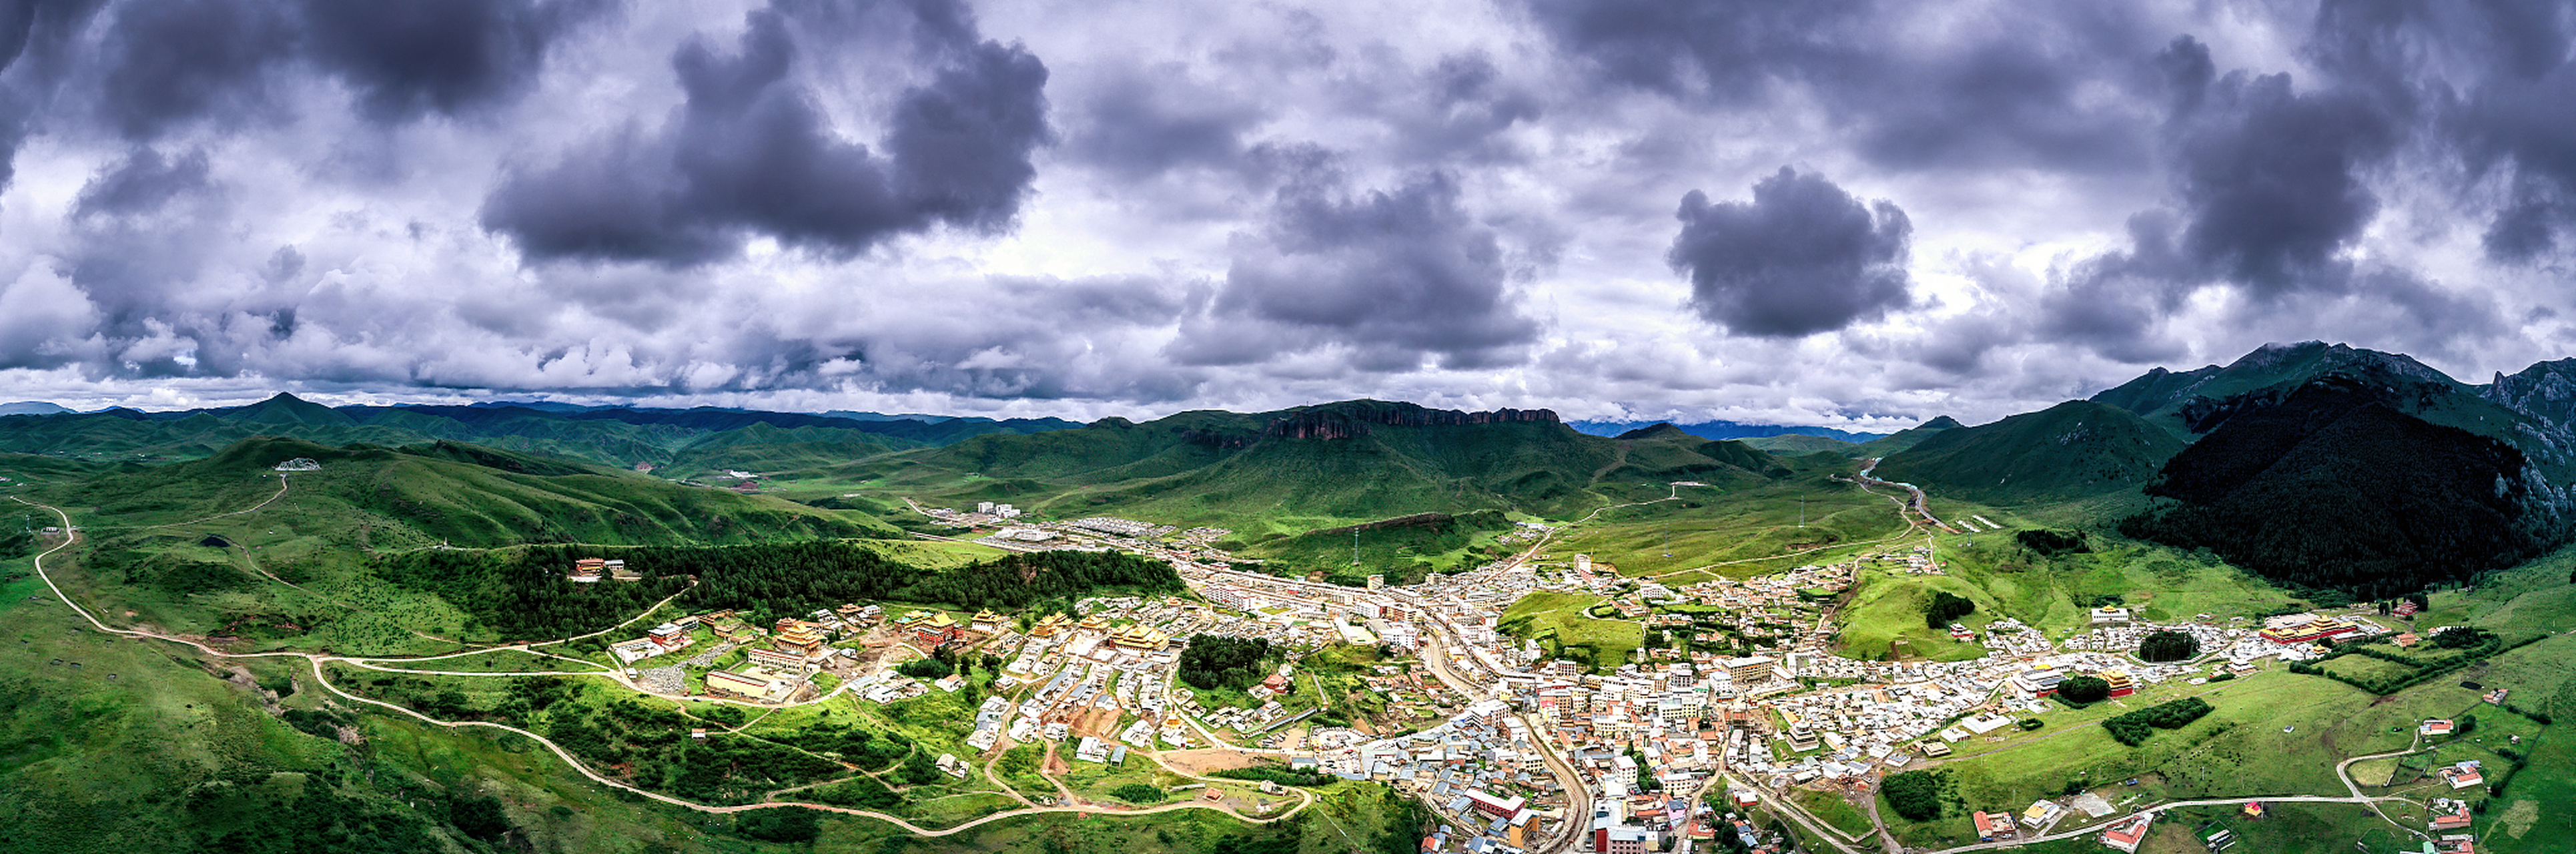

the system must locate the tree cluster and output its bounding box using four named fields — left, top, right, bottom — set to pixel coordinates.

left=2138, top=630, right=2200, bottom=662
left=378, top=542, right=1181, bottom=640
left=2102, top=697, right=2212, bottom=747
left=1214, top=765, right=1338, bottom=787
left=1178, top=634, right=1275, bottom=691
left=2015, top=528, right=2089, bottom=556
left=2119, top=385, right=2548, bottom=597
left=1922, top=590, right=1976, bottom=629
left=1881, top=770, right=1944, bottom=821
left=2056, top=675, right=2110, bottom=704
